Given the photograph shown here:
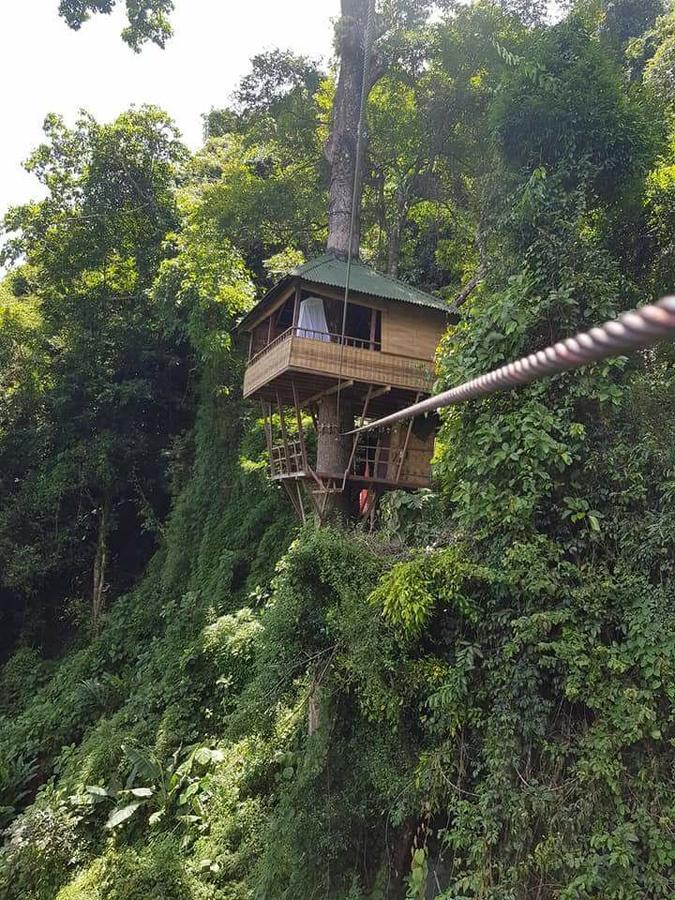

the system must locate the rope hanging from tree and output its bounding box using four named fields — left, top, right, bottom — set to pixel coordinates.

left=335, top=0, right=377, bottom=427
